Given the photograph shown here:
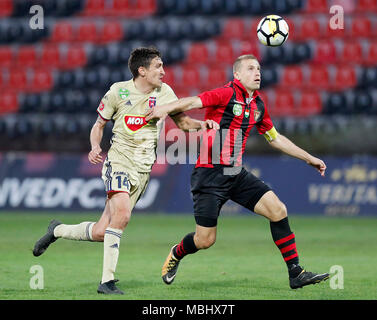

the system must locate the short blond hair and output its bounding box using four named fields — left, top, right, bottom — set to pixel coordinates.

left=233, top=54, right=258, bottom=73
